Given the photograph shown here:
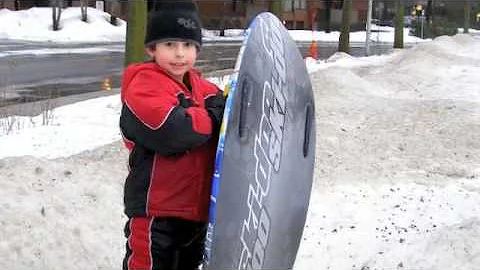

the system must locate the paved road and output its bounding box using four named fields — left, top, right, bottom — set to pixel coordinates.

left=0, top=39, right=398, bottom=108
